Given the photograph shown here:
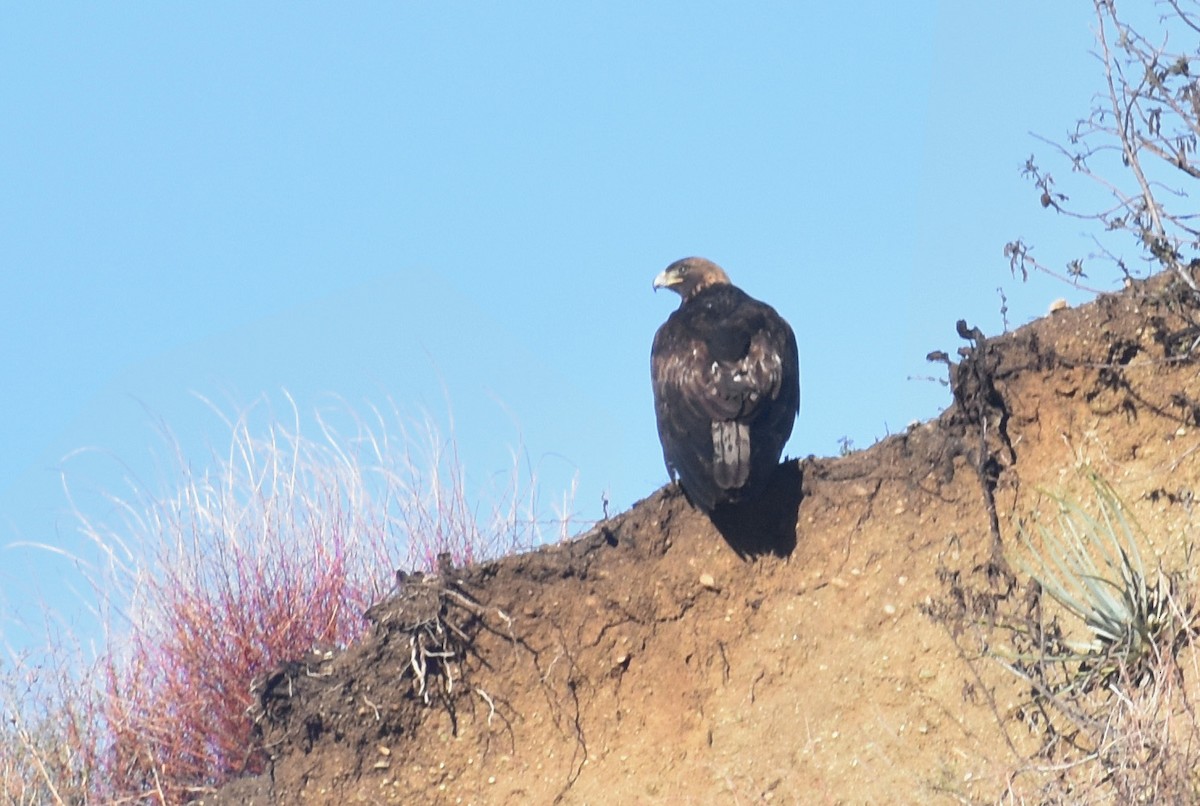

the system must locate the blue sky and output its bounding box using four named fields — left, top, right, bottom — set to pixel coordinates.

left=2, top=4, right=1109, bottom=643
